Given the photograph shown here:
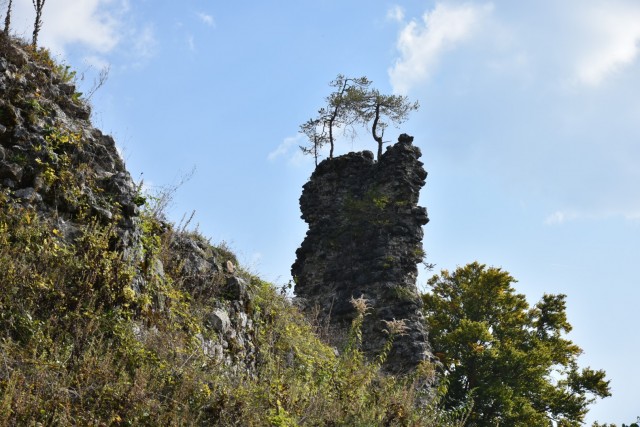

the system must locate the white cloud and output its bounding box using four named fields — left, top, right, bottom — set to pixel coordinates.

left=268, top=135, right=298, bottom=161
left=187, top=35, right=196, bottom=52
left=11, top=0, right=128, bottom=56
left=544, top=210, right=578, bottom=225
left=544, top=208, right=640, bottom=225
left=389, top=2, right=493, bottom=94
left=267, top=133, right=329, bottom=167
left=132, top=24, right=158, bottom=61
left=83, top=54, right=111, bottom=70
left=9, top=0, right=159, bottom=67
left=386, top=5, right=405, bottom=23
left=575, top=4, right=640, bottom=86
left=197, top=12, right=215, bottom=27
left=486, top=51, right=529, bottom=73
left=624, top=212, right=640, bottom=221
left=268, top=134, right=314, bottom=166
